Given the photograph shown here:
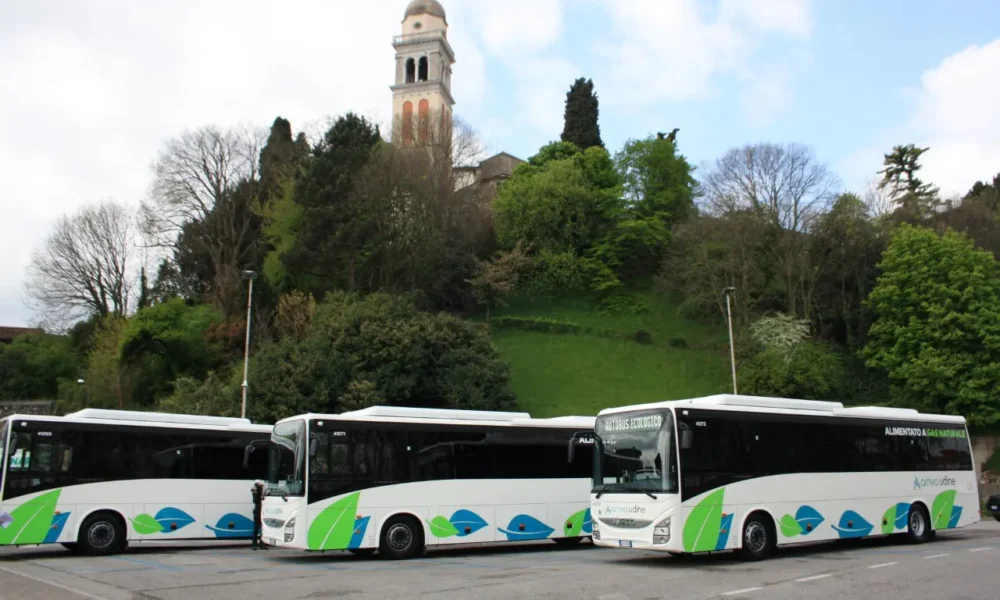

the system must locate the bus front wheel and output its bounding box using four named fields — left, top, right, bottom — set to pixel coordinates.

left=740, top=513, right=775, bottom=561
left=78, top=512, right=126, bottom=556
left=379, top=515, right=424, bottom=560
left=906, top=505, right=932, bottom=544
